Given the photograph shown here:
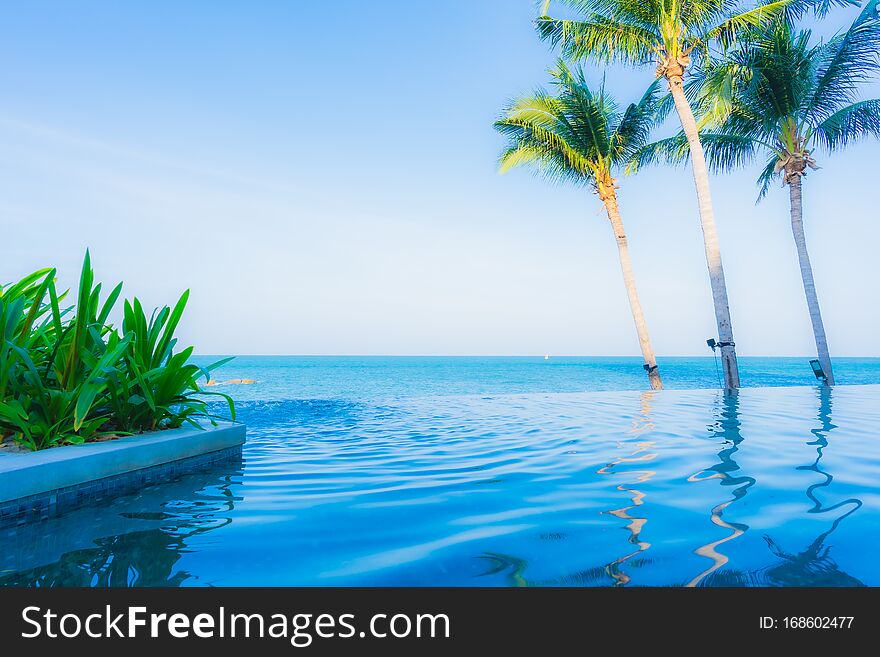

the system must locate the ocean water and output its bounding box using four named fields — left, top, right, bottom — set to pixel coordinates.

left=2, top=363, right=880, bottom=586
left=192, top=355, right=880, bottom=402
